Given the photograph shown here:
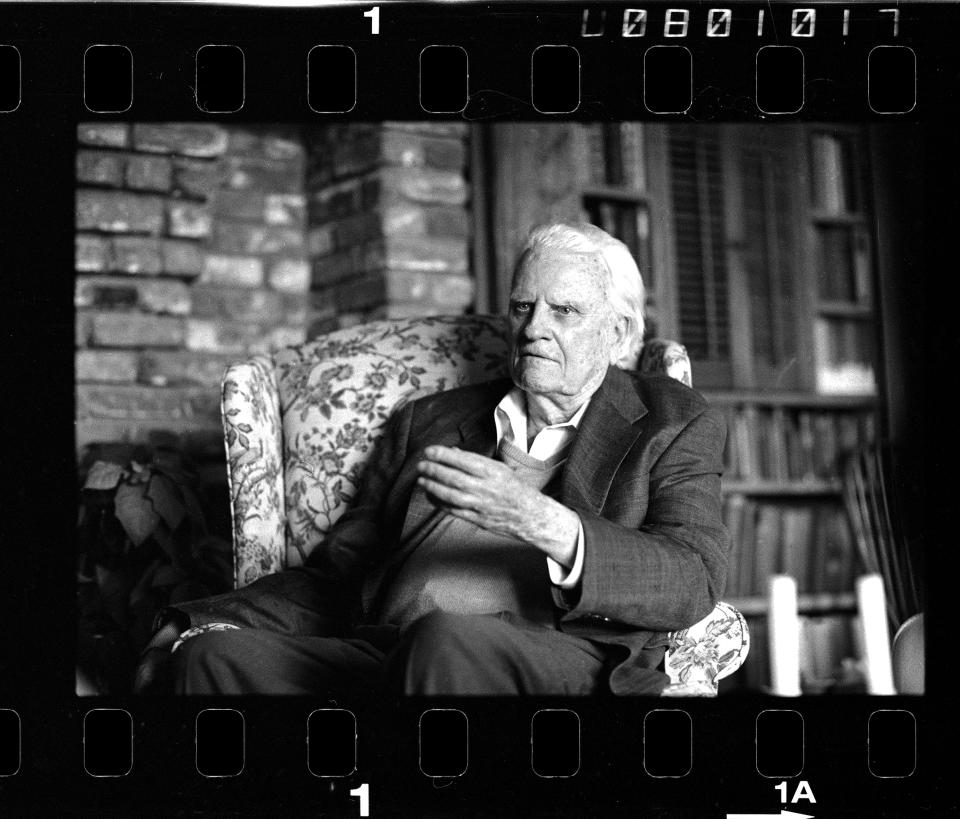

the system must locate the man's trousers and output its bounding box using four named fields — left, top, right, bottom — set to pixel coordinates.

left=172, top=610, right=628, bottom=696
